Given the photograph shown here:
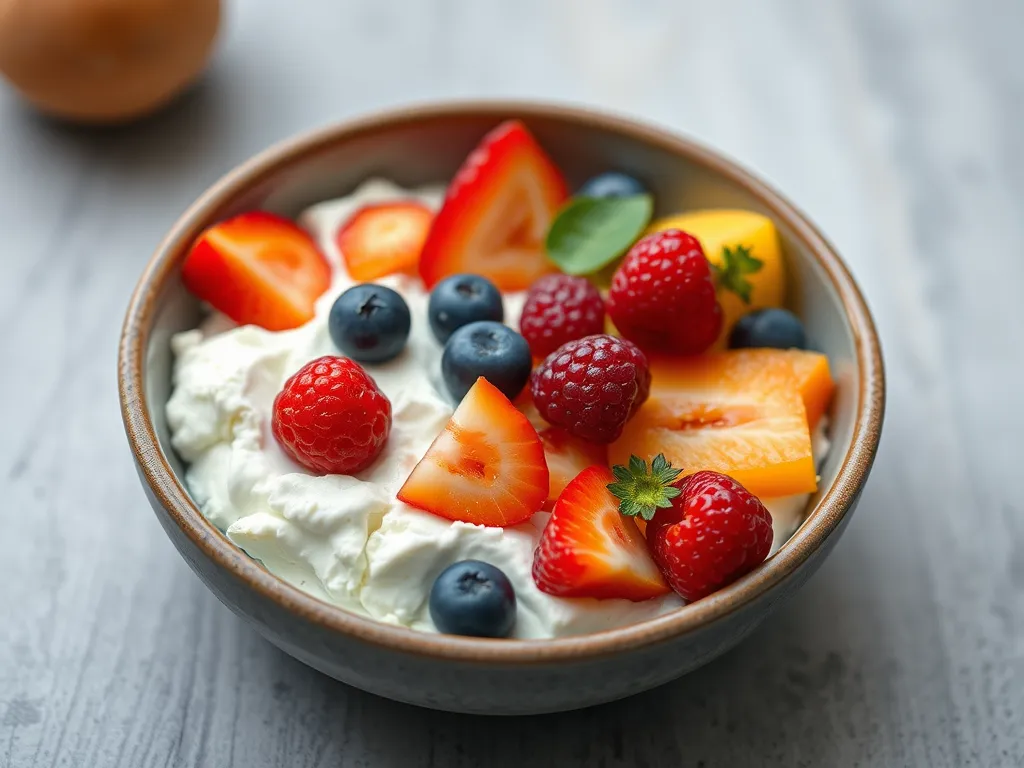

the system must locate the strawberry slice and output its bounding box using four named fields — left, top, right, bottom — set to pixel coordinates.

left=532, top=466, right=670, bottom=601
left=397, top=377, right=549, bottom=527
left=336, top=202, right=434, bottom=282
left=538, top=427, right=608, bottom=510
left=516, top=396, right=608, bottom=510
left=419, top=120, right=569, bottom=291
left=182, top=212, right=331, bottom=331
